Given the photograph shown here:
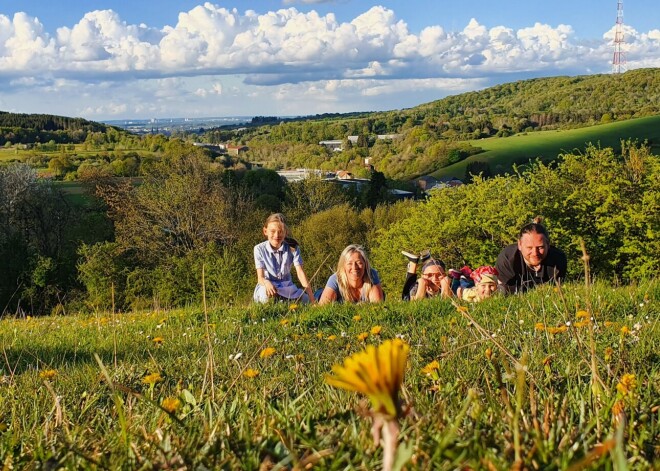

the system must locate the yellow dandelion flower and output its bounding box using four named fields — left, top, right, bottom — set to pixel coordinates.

left=161, top=397, right=181, bottom=413
left=327, top=335, right=337, bottom=341
left=325, top=338, right=409, bottom=419
left=280, top=318, right=290, bottom=326
left=456, top=305, right=468, bottom=313
left=39, top=369, right=57, bottom=380
left=352, top=315, right=362, bottom=322
left=535, top=323, right=546, bottom=331
left=143, top=372, right=163, bottom=385
left=620, top=326, right=631, bottom=335
left=421, top=360, right=440, bottom=375
left=371, top=325, right=382, bottom=336
left=546, top=326, right=568, bottom=334
left=316, top=332, right=324, bottom=339
left=616, top=373, right=637, bottom=396
left=574, top=320, right=591, bottom=328
left=244, top=368, right=259, bottom=378
left=357, top=332, right=369, bottom=341
left=152, top=336, right=164, bottom=345
left=289, top=304, right=298, bottom=311
left=611, top=400, right=625, bottom=425
left=260, top=347, right=276, bottom=359
left=604, top=321, right=616, bottom=328
left=576, top=310, right=589, bottom=318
